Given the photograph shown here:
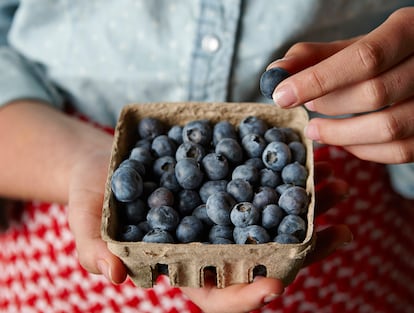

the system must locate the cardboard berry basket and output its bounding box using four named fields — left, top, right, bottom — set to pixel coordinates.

left=101, top=102, right=315, bottom=288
